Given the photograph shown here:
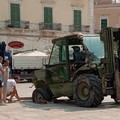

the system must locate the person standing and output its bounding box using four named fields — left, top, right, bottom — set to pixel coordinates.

left=0, top=56, right=4, bottom=104
left=3, top=59, right=12, bottom=103
left=3, top=59, right=20, bottom=103
left=3, top=59, right=11, bottom=79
